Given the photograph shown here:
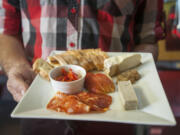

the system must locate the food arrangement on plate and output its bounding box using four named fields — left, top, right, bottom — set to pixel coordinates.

left=33, top=49, right=141, bottom=114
